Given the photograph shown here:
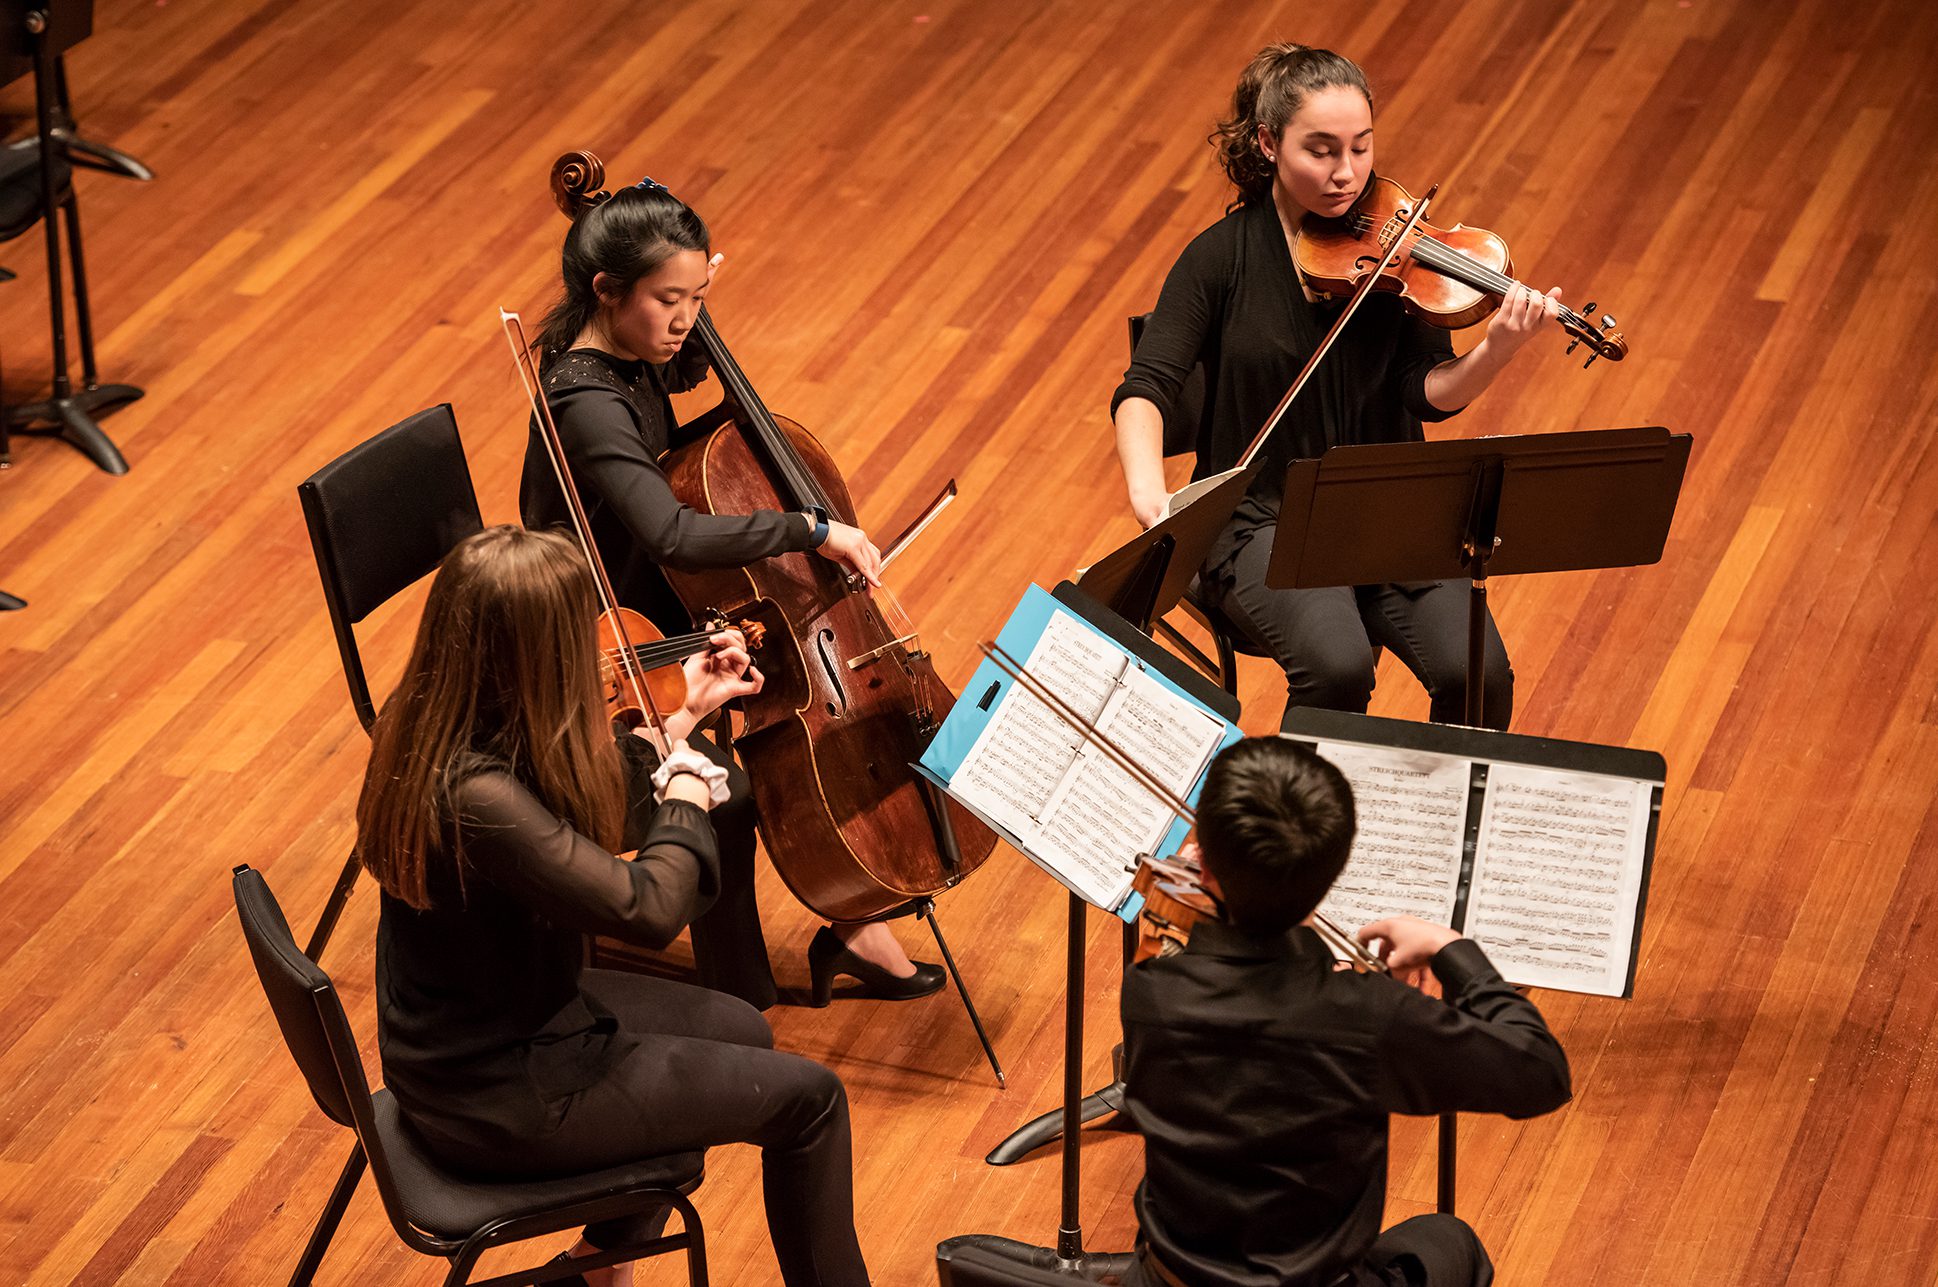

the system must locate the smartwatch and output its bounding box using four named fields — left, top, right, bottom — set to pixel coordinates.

left=806, top=507, right=831, bottom=549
